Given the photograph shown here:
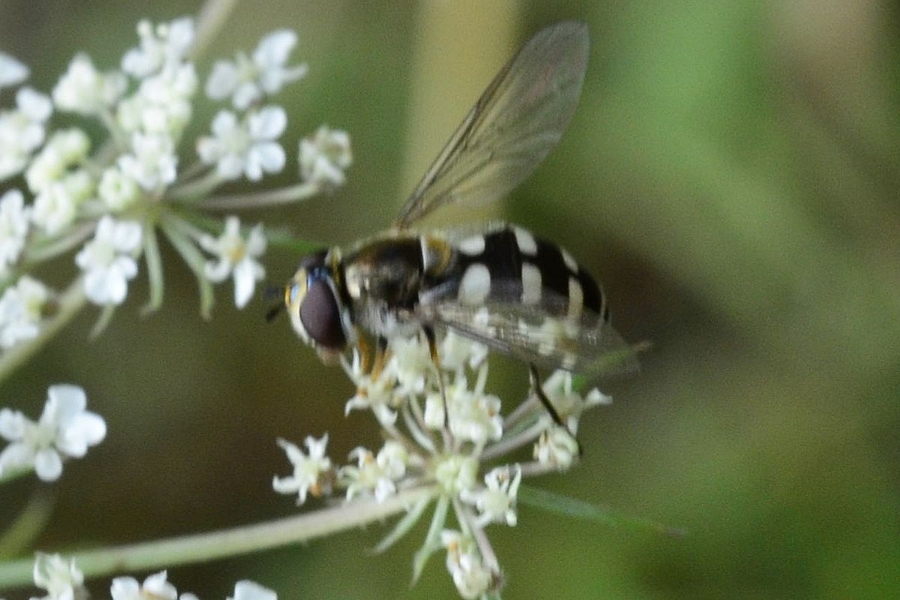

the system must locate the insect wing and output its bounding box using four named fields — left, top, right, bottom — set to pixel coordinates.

left=421, top=300, right=639, bottom=380
left=393, top=21, right=589, bottom=229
